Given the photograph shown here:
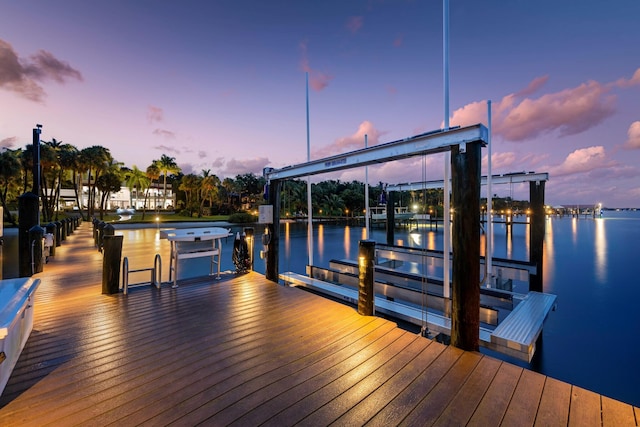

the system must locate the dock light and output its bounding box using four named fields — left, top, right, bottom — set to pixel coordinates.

left=413, top=204, right=418, bottom=212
